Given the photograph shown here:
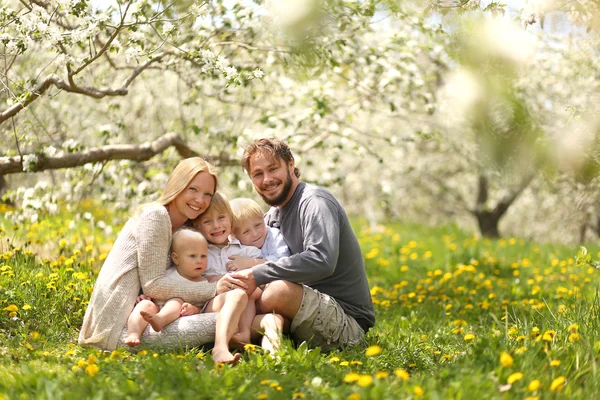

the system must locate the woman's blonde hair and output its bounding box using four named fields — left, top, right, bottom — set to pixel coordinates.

left=159, top=157, right=218, bottom=206
left=230, top=198, right=264, bottom=229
